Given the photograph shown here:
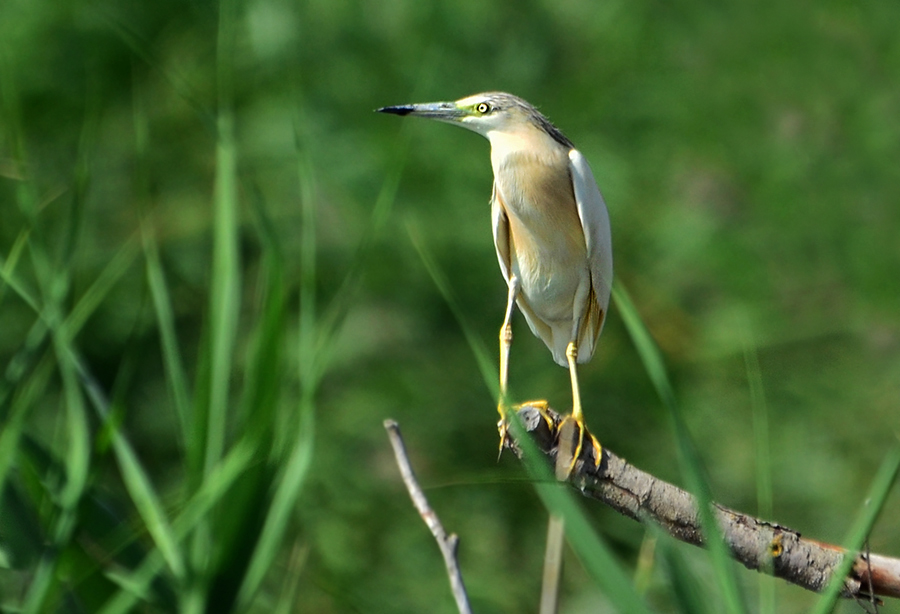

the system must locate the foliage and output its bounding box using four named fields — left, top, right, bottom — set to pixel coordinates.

left=1, top=0, right=899, bottom=612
